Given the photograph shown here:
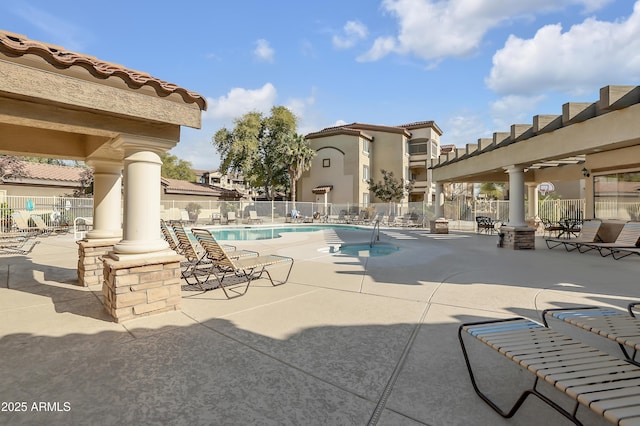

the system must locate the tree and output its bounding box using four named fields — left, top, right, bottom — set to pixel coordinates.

left=73, top=167, right=94, bottom=196
left=479, top=182, right=505, bottom=200
left=160, top=153, right=196, bottom=181
left=212, top=106, right=298, bottom=199
left=278, top=133, right=316, bottom=208
left=367, top=169, right=414, bottom=204
left=0, top=155, right=27, bottom=183
left=21, top=157, right=66, bottom=166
